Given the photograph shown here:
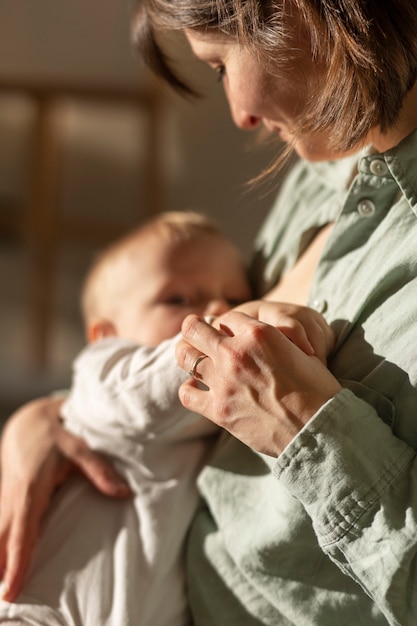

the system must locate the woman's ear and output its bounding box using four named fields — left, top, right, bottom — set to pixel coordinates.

left=87, top=320, right=117, bottom=344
